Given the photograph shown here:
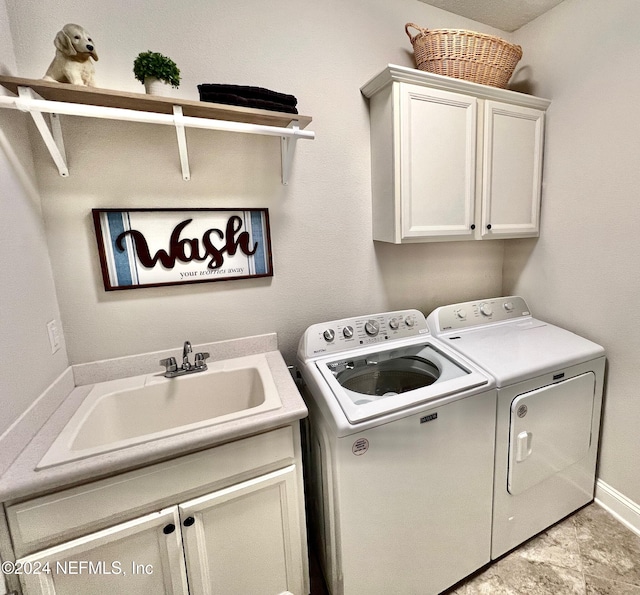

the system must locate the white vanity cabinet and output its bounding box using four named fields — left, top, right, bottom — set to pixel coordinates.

left=16, top=507, right=189, bottom=595
left=7, top=425, right=308, bottom=595
left=180, top=465, right=304, bottom=595
left=361, top=65, right=550, bottom=243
